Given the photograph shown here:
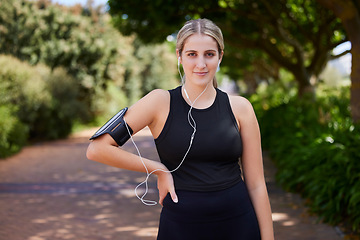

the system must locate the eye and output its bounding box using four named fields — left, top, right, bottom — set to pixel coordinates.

left=205, top=52, right=216, bottom=57
left=187, top=52, right=196, bottom=57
